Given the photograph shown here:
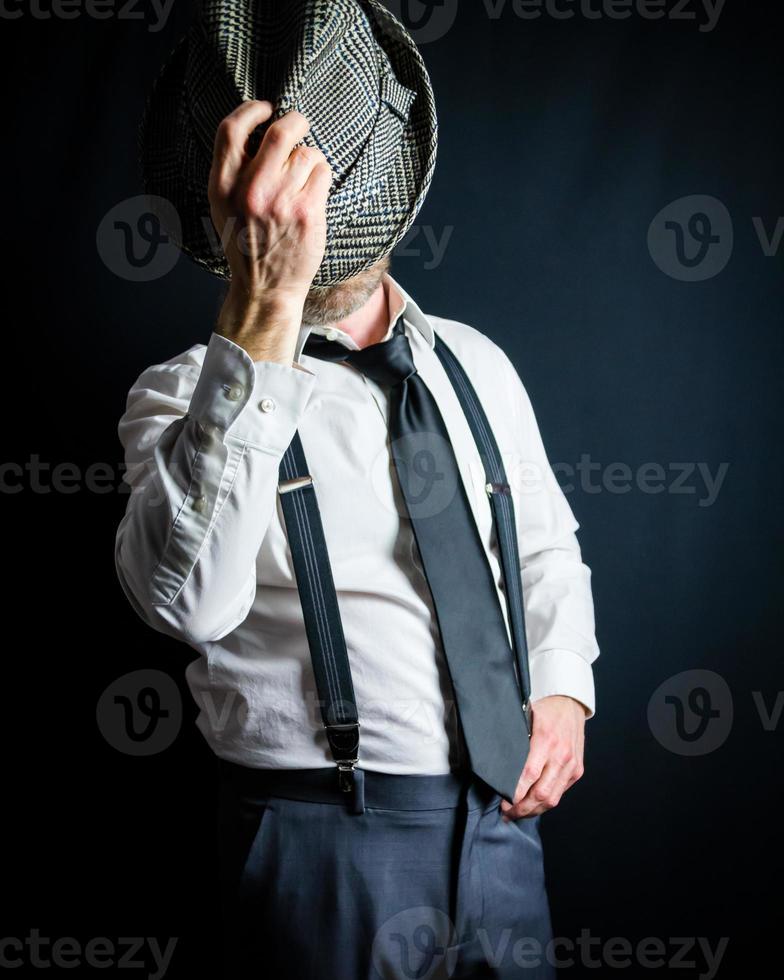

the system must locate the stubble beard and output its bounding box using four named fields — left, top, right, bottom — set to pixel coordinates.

left=301, top=253, right=391, bottom=328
